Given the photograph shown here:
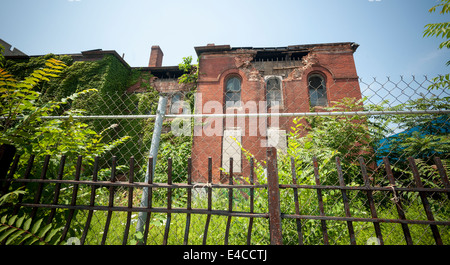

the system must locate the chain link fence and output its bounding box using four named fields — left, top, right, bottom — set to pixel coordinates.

left=4, top=75, right=449, bottom=245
